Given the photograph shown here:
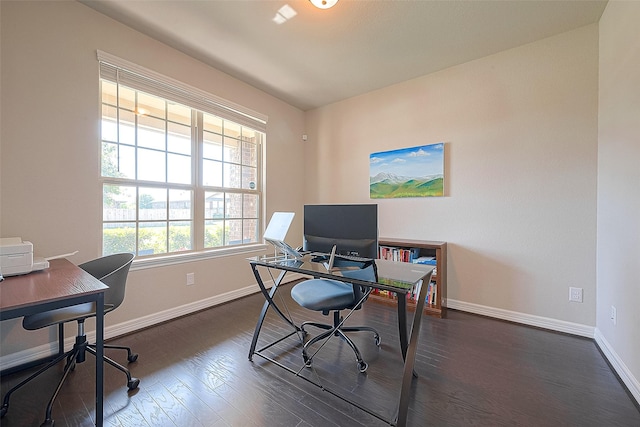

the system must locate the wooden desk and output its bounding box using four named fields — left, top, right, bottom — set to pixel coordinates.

left=0, top=259, right=108, bottom=427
